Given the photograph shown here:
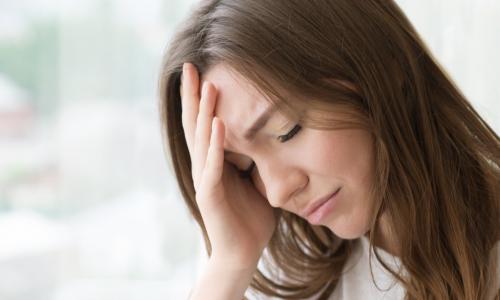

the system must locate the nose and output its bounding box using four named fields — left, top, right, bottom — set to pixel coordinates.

left=254, top=155, right=308, bottom=208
